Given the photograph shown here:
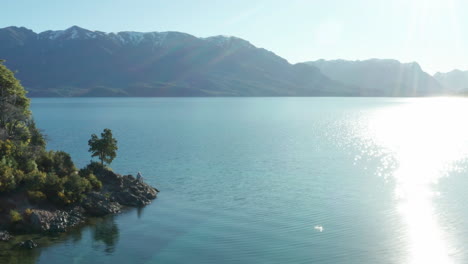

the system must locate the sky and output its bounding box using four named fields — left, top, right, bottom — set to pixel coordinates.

left=1, top=0, right=467, bottom=74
